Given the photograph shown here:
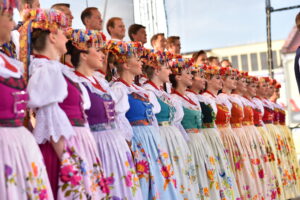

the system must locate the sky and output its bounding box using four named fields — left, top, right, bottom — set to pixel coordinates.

left=39, top=0, right=299, bottom=53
